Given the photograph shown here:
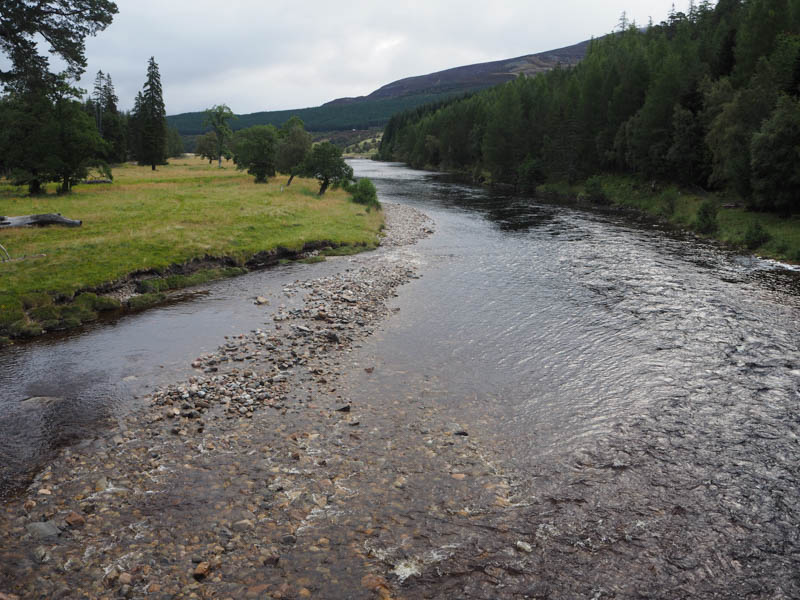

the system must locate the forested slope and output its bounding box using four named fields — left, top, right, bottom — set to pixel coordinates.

left=379, top=1, right=800, bottom=215
left=167, top=39, right=589, bottom=136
